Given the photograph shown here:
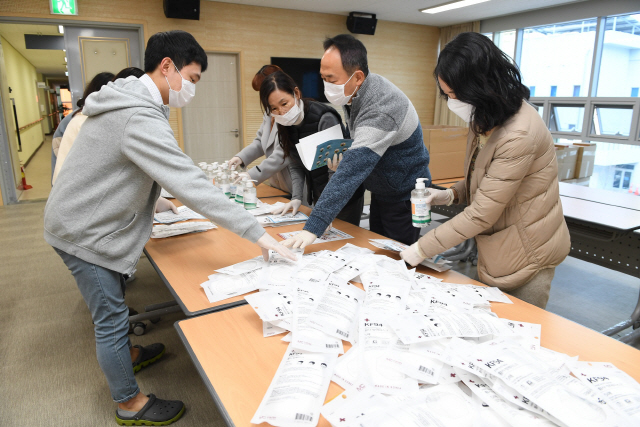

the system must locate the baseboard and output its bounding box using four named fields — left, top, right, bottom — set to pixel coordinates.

left=22, top=139, right=45, bottom=168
